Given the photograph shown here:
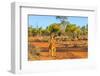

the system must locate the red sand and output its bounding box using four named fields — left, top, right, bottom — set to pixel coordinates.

left=32, top=42, right=49, bottom=47
left=28, top=51, right=87, bottom=61
left=29, top=42, right=87, bottom=61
